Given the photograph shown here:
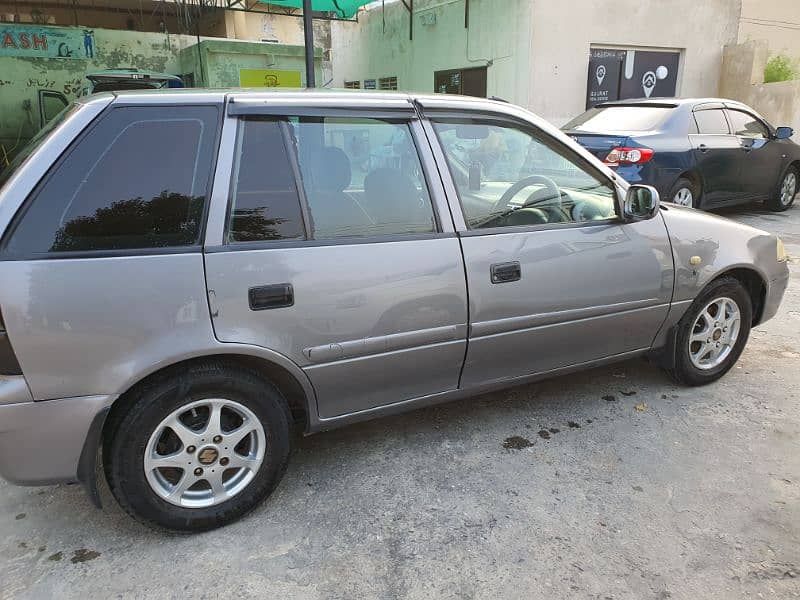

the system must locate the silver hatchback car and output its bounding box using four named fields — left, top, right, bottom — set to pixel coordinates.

left=0, top=90, right=790, bottom=531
